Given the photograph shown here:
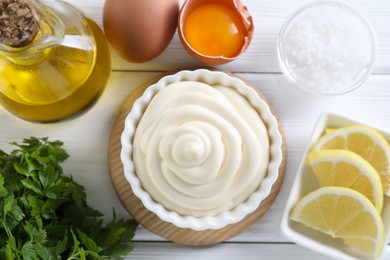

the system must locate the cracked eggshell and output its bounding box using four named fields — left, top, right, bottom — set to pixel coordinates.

left=178, top=0, right=254, bottom=65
